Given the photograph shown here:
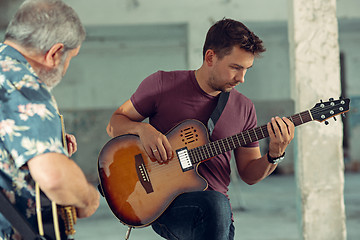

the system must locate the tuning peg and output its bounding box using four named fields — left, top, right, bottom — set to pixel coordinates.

left=342, top=113, right=346, bottom=118
left=325, top=121, right=329, bottom=125
left=329, top=98, right=334, bottom=101
left=320, top=99, right=323, bottom=103
left=333, top=117, right=337, bottom=121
